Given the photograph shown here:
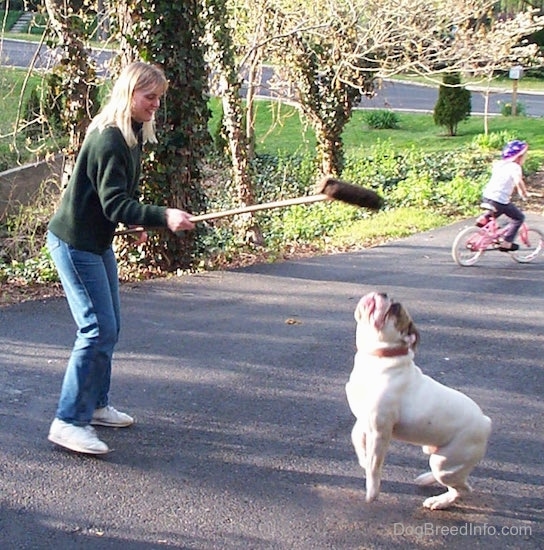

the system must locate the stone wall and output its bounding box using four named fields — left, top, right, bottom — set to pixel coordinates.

left=0, top=155, right=63, bottom=222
